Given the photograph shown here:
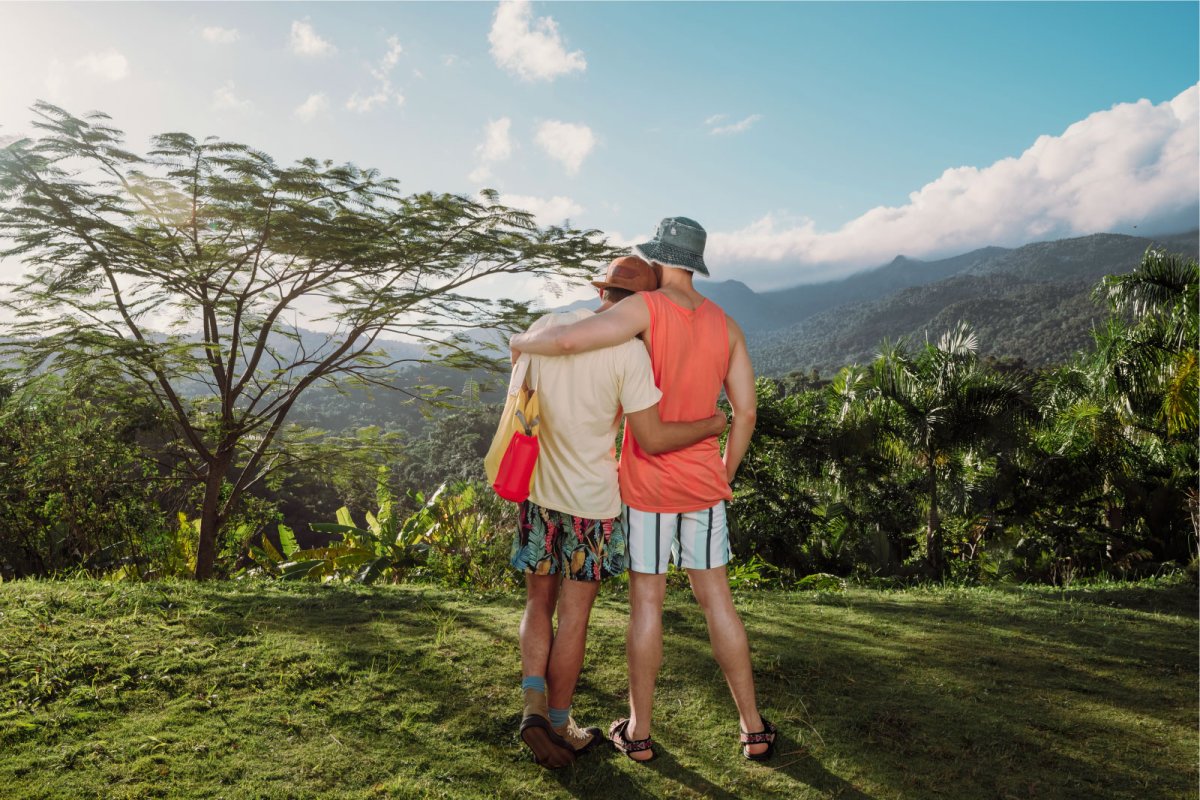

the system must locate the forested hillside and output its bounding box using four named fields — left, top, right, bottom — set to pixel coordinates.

left=744, top=230, right=1198, bottom=374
